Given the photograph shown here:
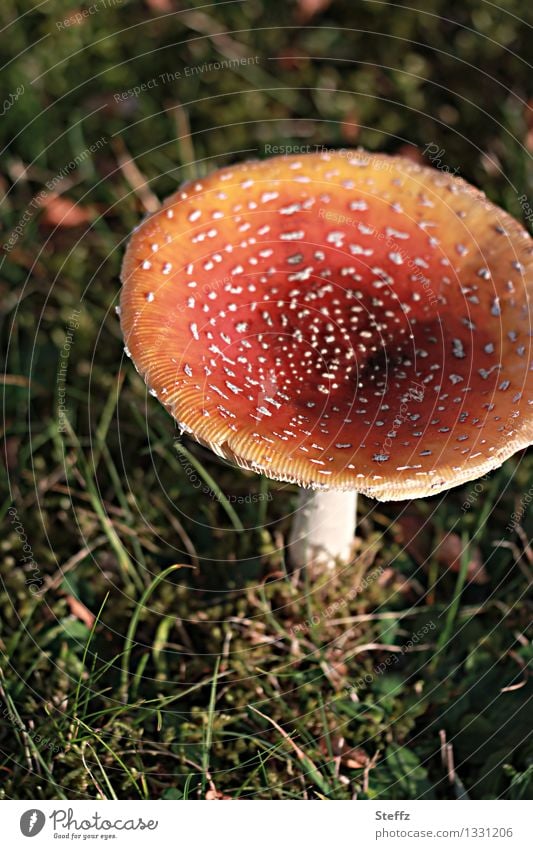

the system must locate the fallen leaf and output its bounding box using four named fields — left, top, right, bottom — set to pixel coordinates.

left=145, top=0, right=175, bottom=11
left=395, top=512, right=488, bottom=584
left=2, top=435, right=20, bottom=474
left=436, top=532, right=487, bottom=583
left=397, top=144, right=424, bottom=164
left=341, top=110, right=360, bottom=144
left=61, top=9, right=88, bottom=28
